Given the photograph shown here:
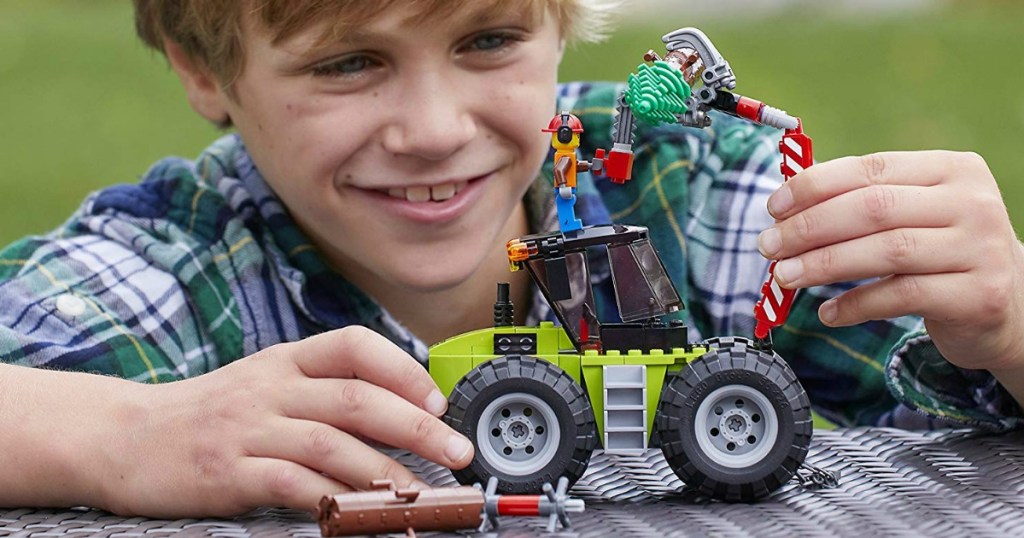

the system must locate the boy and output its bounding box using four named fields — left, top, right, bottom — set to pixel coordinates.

left=1, top=0, right=1021, bottom=519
